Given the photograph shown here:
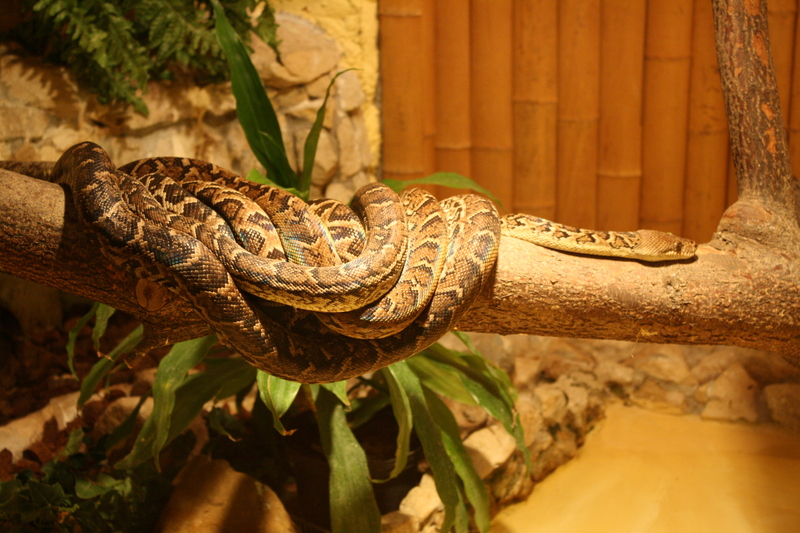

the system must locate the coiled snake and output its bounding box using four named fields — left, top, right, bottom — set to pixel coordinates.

left=2, top=142, right=696, bottom=383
